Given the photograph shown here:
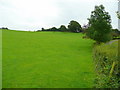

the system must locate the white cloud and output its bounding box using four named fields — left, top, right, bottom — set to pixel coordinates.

left=0, top=0, right=118, bottom=31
